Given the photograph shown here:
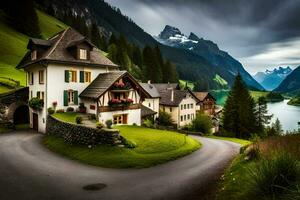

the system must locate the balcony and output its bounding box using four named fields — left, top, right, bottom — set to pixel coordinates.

left=99, top=104, right=141, bottom=112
